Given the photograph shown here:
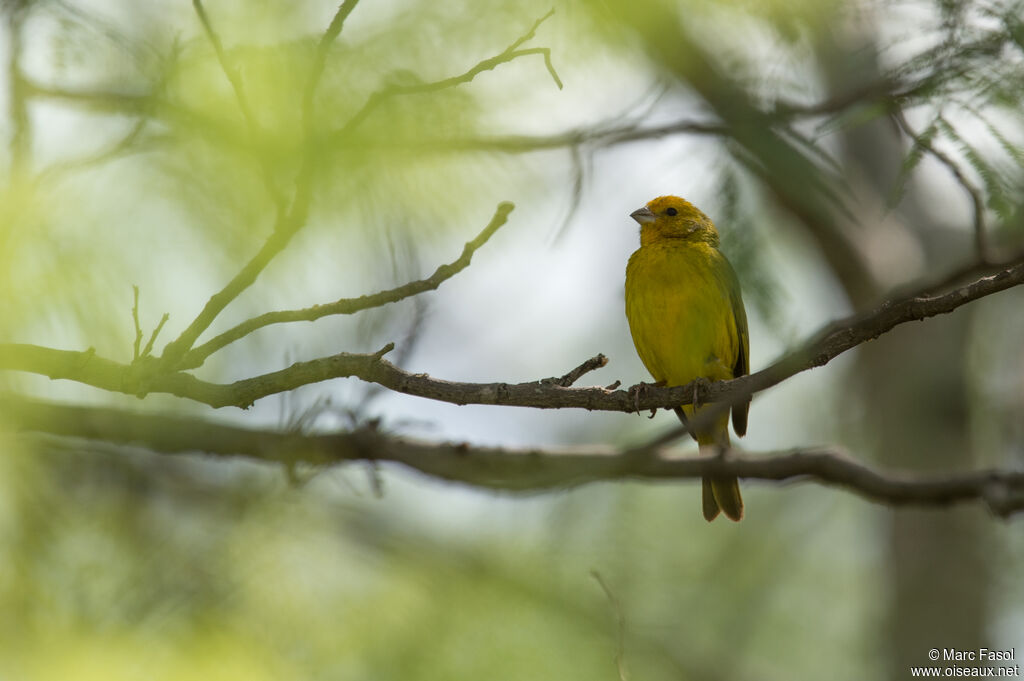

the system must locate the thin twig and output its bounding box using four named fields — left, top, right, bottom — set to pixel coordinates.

left=505, top=8, right=555, bottom=52
left=131, top=286, right=143, bottom=361
left=191, top=0, right=293, bottom=210
left=895, top=246, right=1024, bottom=299
left=333, top=10, right=560, bottom=142
left=141, top=314, right=170, bottom=359
left=157, top=197, right=302, bottom=370
left=301, top=0, right=362, bottom=128
left=768, top=77, right=926, bottom=119
left=894, top=109, right=988, bottom=262
left=6, top=8, right=30, bottom=176
left=591, top=571, right=629, bottom=681
left=192, top=0, right=258, bottom=133
left=18, top=80, right=152, bottom=112
left=177, top=201, right=515, bottom=369
left=339, top=119, right=729, bottom=155
left=329, top=74, right=927, bottom=156
left=357, top=293, right=428, bottom=410
left=37, top=118, right=149, bottom=187
left=160, top=2, right=364, bottom=371
left=550, top=354, right=608, bottom=388
left=550, top=143, right=586, bottom=242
